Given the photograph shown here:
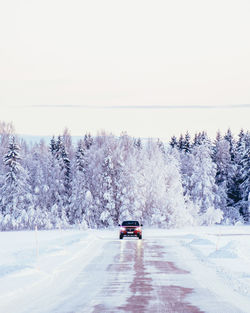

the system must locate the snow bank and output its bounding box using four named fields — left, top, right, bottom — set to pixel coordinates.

left=172, top=225, right=250, bottom=311
left=0, top=228, right=107, bottom=313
